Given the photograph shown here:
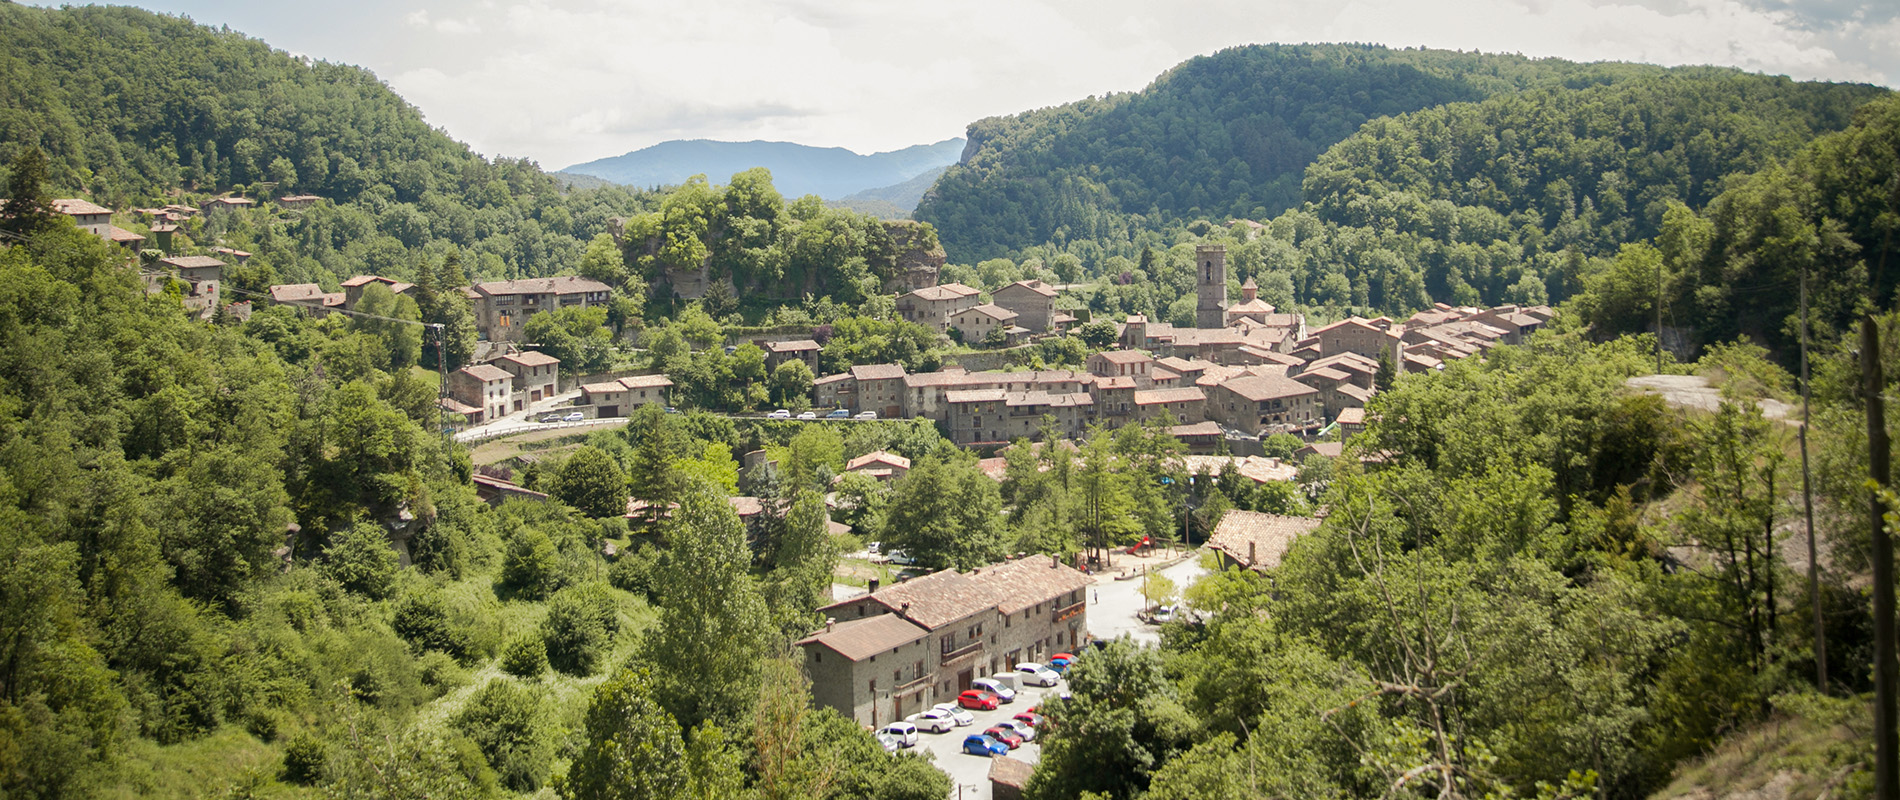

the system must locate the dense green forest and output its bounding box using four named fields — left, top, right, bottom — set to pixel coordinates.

left=2, top=3, right=1899, bottom=797
left=0, top=3, right=923, bottom=319
left=916, top=43, right=1890, bottom=345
